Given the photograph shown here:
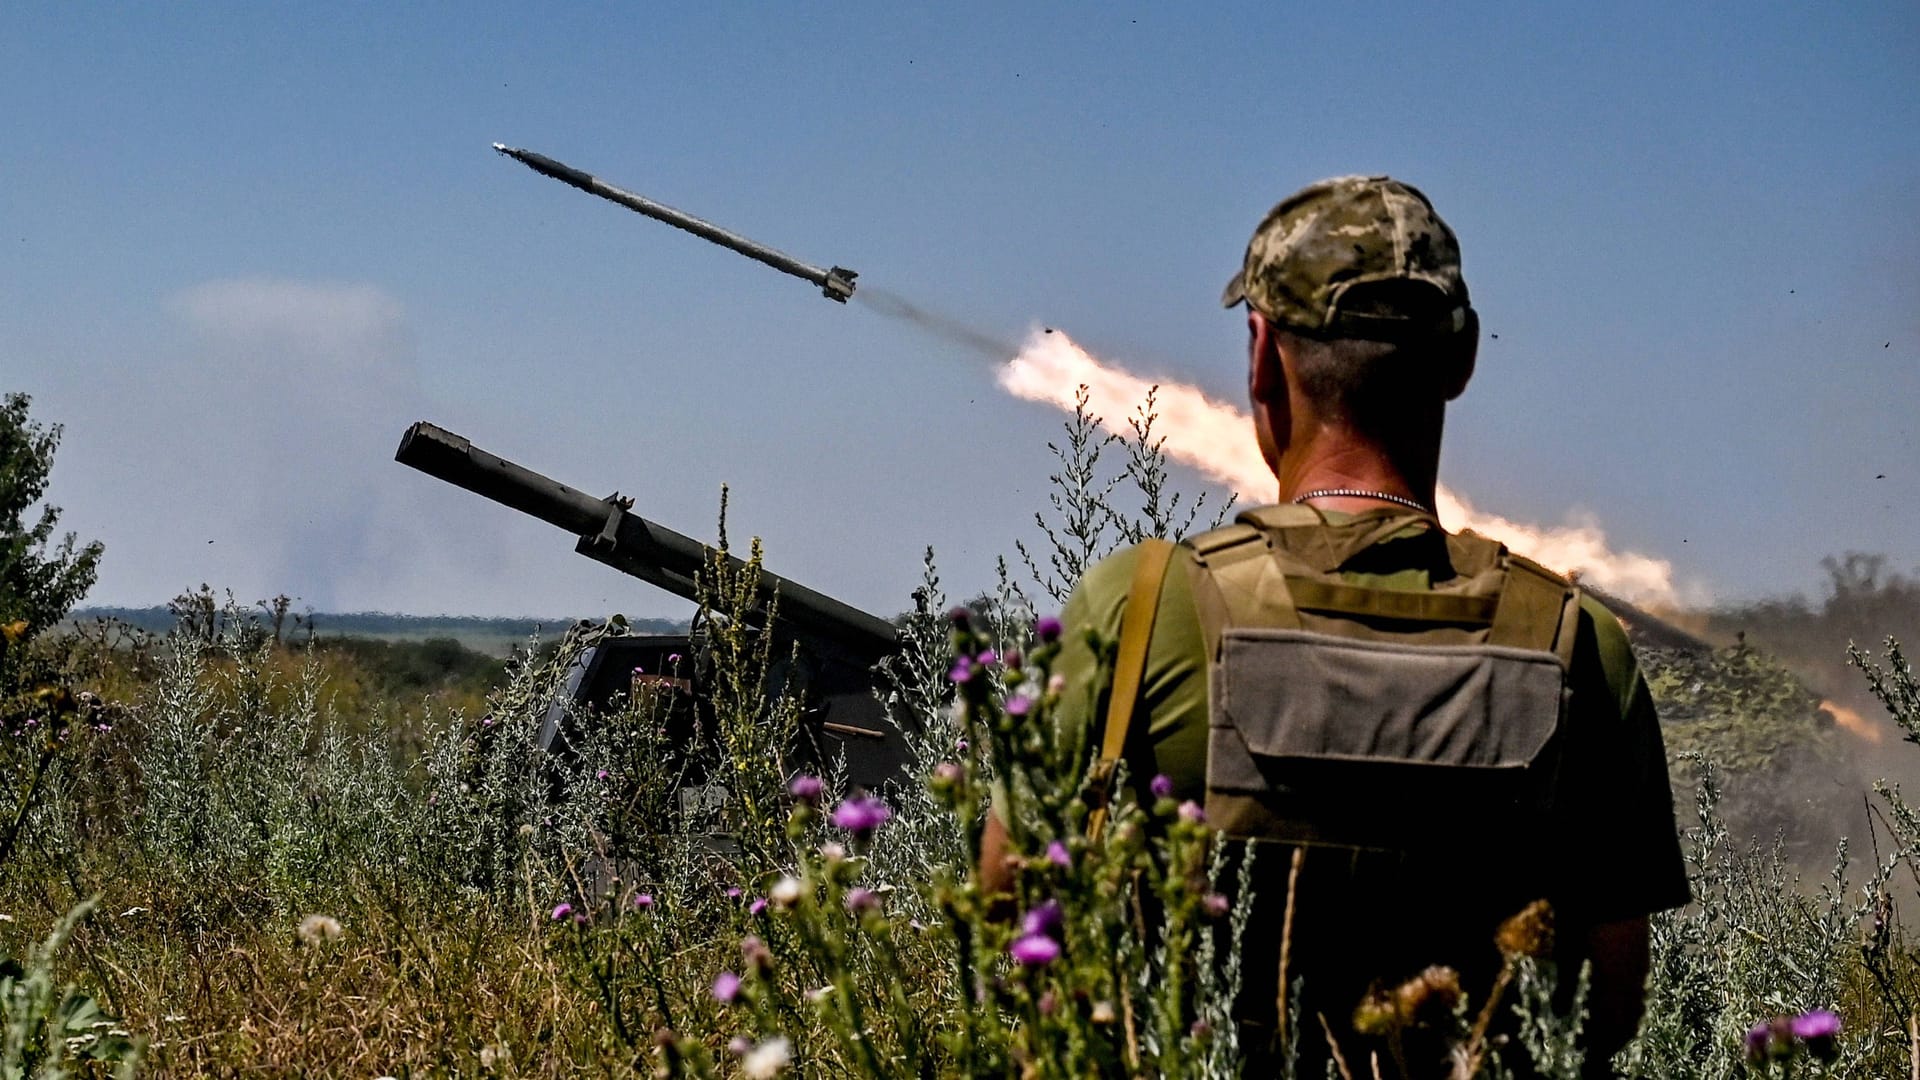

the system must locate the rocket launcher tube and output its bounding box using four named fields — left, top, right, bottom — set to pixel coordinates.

left=395, top=421, right=897, bottom=659
left=492, top=143, right=857, bottom=303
